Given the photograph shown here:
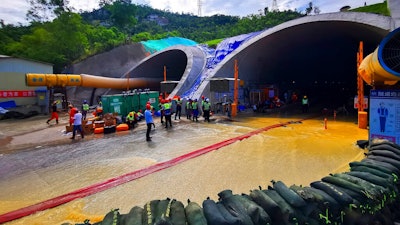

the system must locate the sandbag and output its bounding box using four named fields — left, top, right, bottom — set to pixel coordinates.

left=169, top=199, right=186, bottom=225
left=185, top=200, right=207, bottom=225
left=202, top=198, right=239, bottom=225
left=119, top=206, right=143, bottom=225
